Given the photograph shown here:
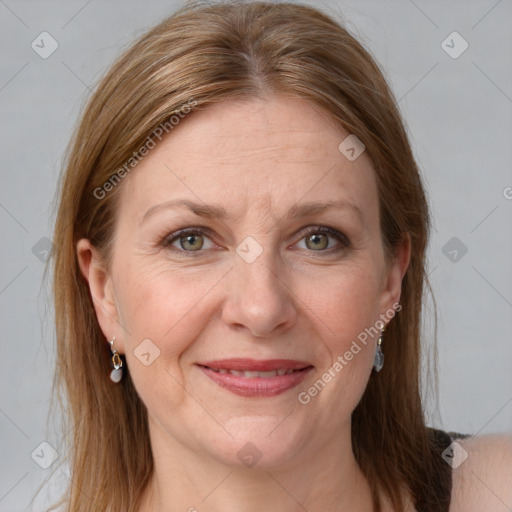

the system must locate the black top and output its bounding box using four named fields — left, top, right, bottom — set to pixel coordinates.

left=427, top=428, right=471, bottom=512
